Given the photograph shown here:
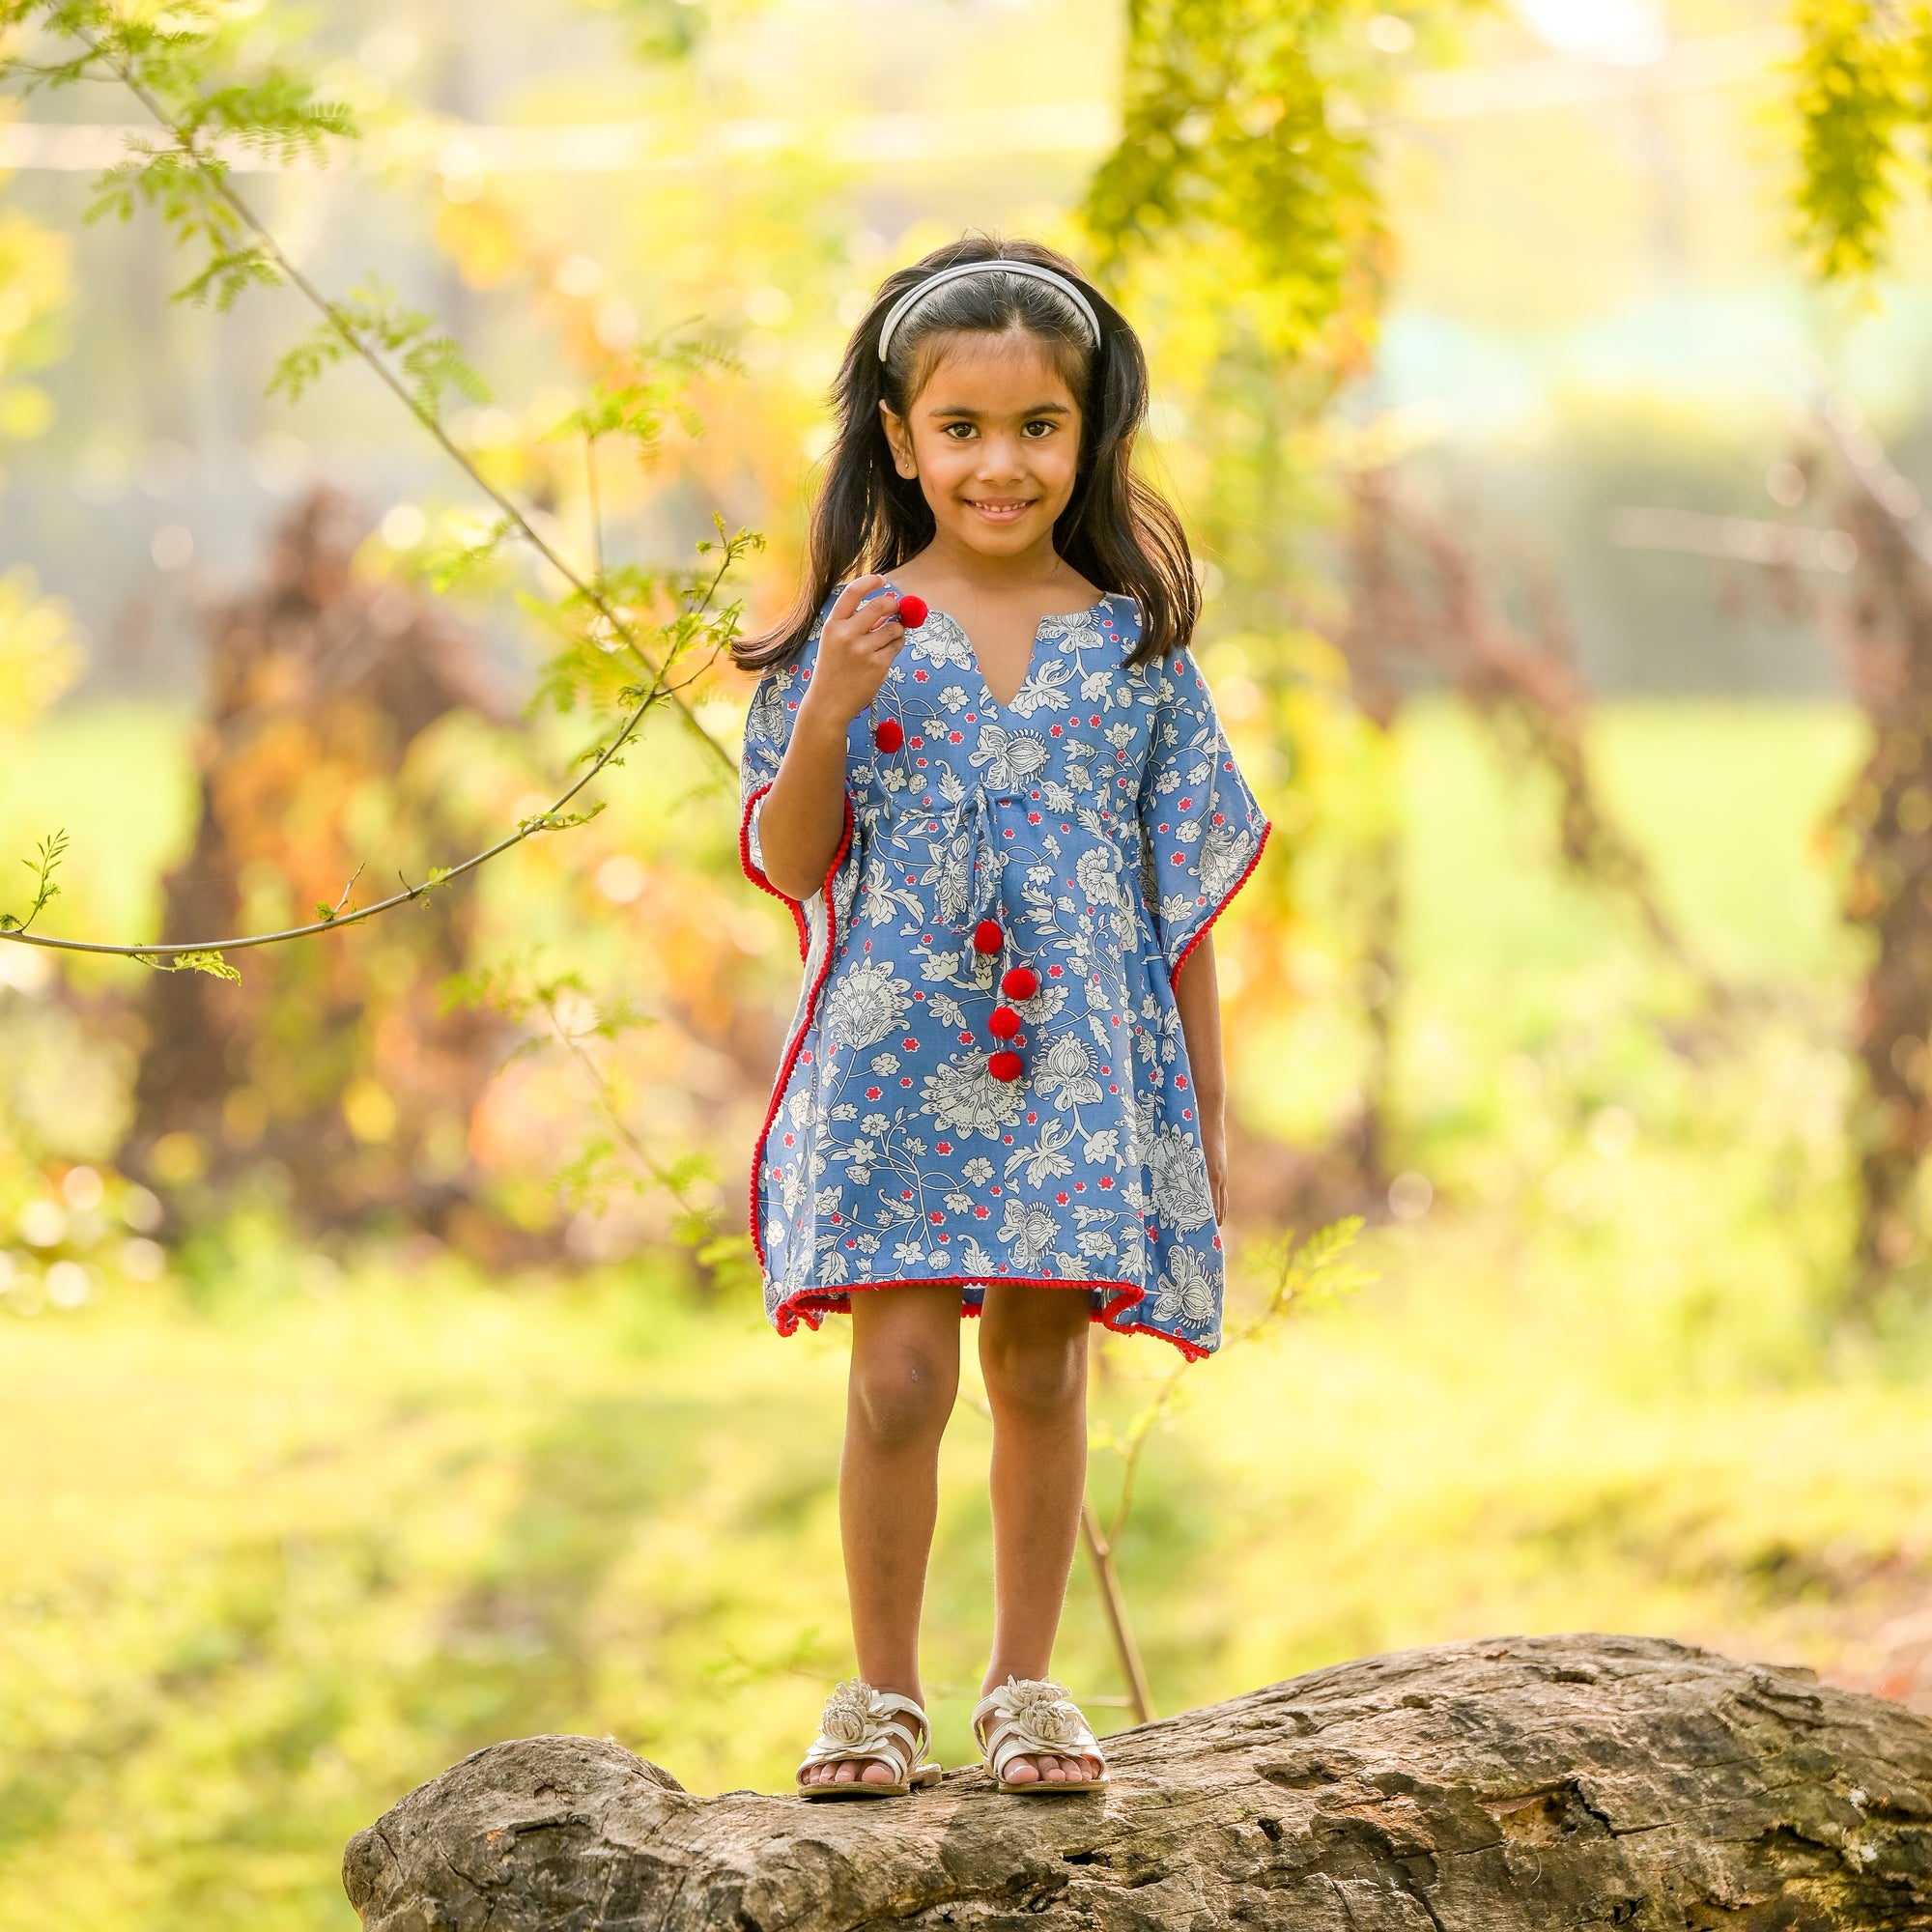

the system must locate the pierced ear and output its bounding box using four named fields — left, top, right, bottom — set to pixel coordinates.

left=879, top=400, right=918, bottom=479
